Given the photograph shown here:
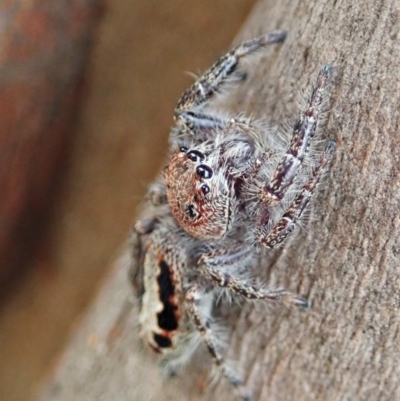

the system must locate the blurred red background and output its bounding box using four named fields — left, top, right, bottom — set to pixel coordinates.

left=0, top=1, right=256, bottom=400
